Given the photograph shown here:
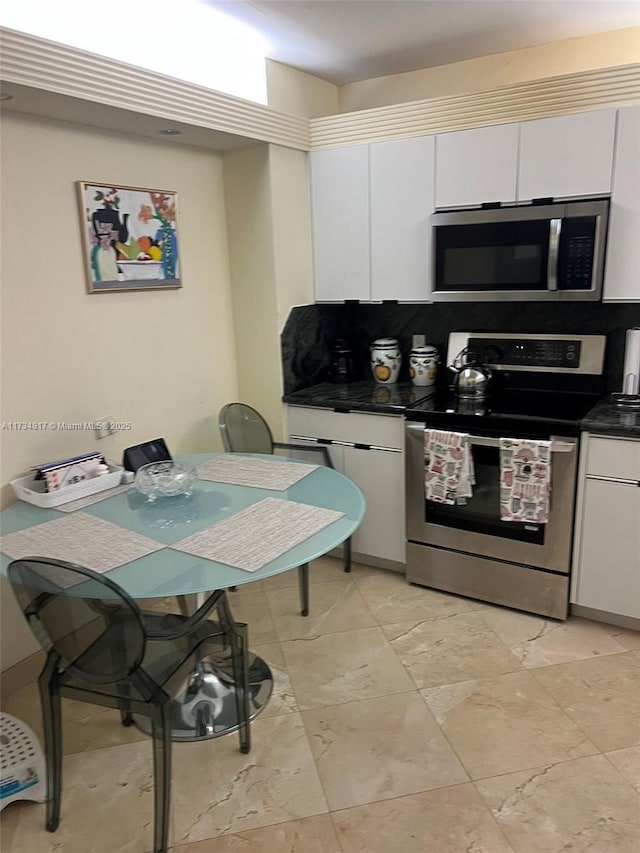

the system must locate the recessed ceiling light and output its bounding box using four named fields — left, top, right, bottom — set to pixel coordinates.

left=158, top=127, right=181, bottom=136
left=0, top=93, right=14, bottom=101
